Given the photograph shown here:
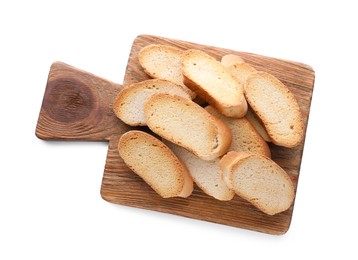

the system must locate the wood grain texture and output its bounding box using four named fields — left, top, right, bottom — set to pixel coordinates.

left=36, top=35, right=315, bottom=235
left=36, top=62, right=129, bottom=140
left=101, top=35, right=315, bottom=235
